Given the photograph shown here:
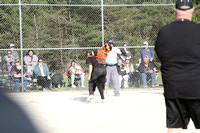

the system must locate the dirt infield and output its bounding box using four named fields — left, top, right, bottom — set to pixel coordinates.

left=7, top=88, right=196, bottom=133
